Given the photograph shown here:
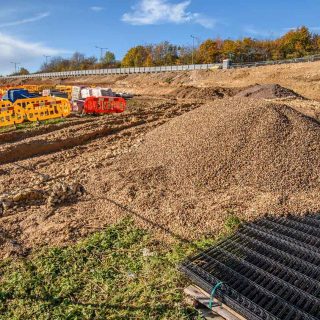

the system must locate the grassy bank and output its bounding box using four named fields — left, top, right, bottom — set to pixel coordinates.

left=0, top=216, right=240, bottom=319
